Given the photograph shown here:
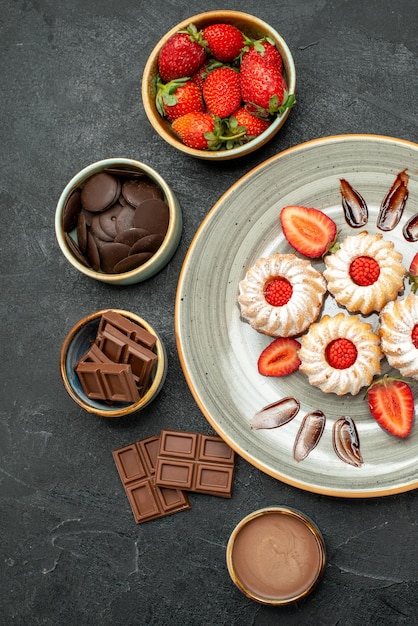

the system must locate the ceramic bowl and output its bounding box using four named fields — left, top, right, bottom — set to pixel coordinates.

left=226, top=507, right=326, bottom=605
left=60, top=309, right=167, bottom=418
left=55, top=158, right=182, bottom=285
left=142, top=10, right=296, bottom=160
